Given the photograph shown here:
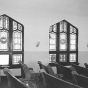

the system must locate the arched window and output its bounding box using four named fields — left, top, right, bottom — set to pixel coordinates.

left=49, top=20, right=78, bottom=66
left=0, top=14, right=24, bottom=68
